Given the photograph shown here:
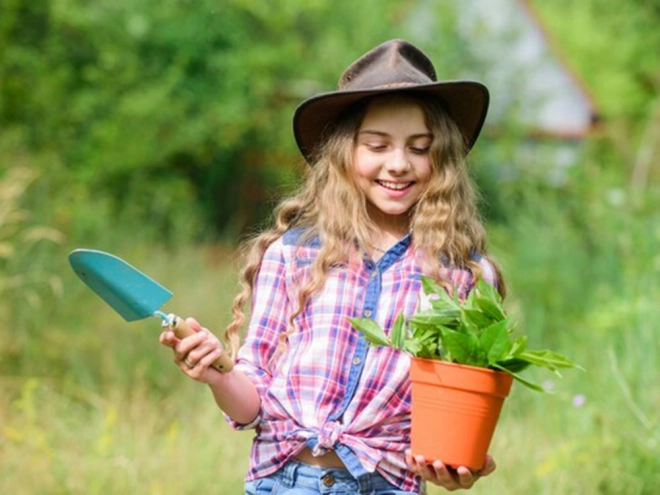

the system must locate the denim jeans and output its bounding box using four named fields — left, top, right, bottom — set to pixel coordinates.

left=244, top=460, right=416, bottom=494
